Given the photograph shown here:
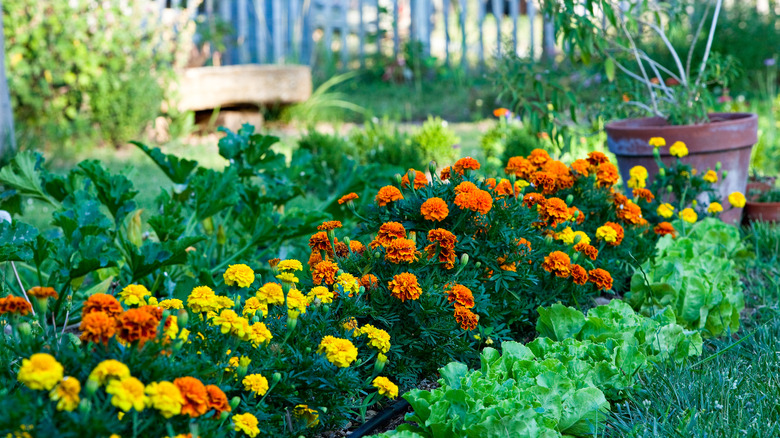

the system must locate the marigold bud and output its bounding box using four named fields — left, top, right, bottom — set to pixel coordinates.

left=715, top=161, right=722, bottom=171
left=722, top=170, right=729, bottom=179
left=78, top=398, right=92, bottom=415
left=428, top=161, right=437, bottom=177
left=658, top=167, right=666, bottom=176
left=202, top=217, right=214, bottom=235
left=394, top=174, right=403, bottom=185
left=217, top=224, right=227, bottom=245
left=565, top=194, right=574, bottom=205
left=230, top=397, right=241, bottom=409
left=17, top=322, right=31, bottom=337
left=272, top=372, right=282, bottom=384
left=177, top=309, right=189, bottom=327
